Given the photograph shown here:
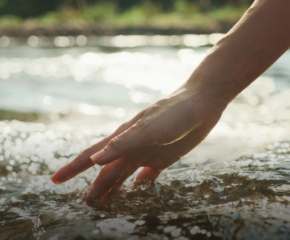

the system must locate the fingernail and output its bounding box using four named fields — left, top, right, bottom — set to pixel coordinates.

left=90, top=149, right=106, bottom=164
